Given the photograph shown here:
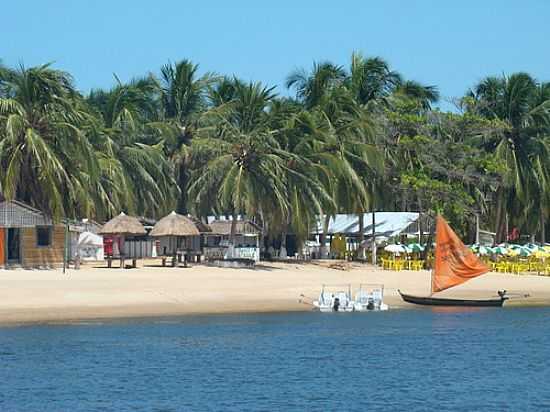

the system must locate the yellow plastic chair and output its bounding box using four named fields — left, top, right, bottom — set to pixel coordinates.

left=495, top=262, right=508, bottom=273
left=411, top=260, right=424, bottom=271
left=393, top=260, right=405, bottom=271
